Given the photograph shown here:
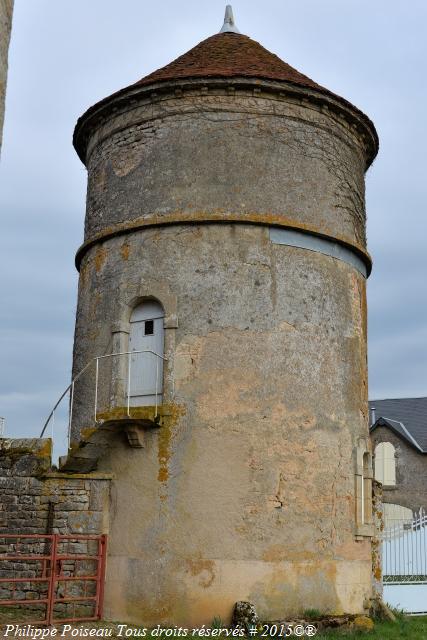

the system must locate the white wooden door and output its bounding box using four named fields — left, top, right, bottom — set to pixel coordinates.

left=129, top=301, right=164, bottom=406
